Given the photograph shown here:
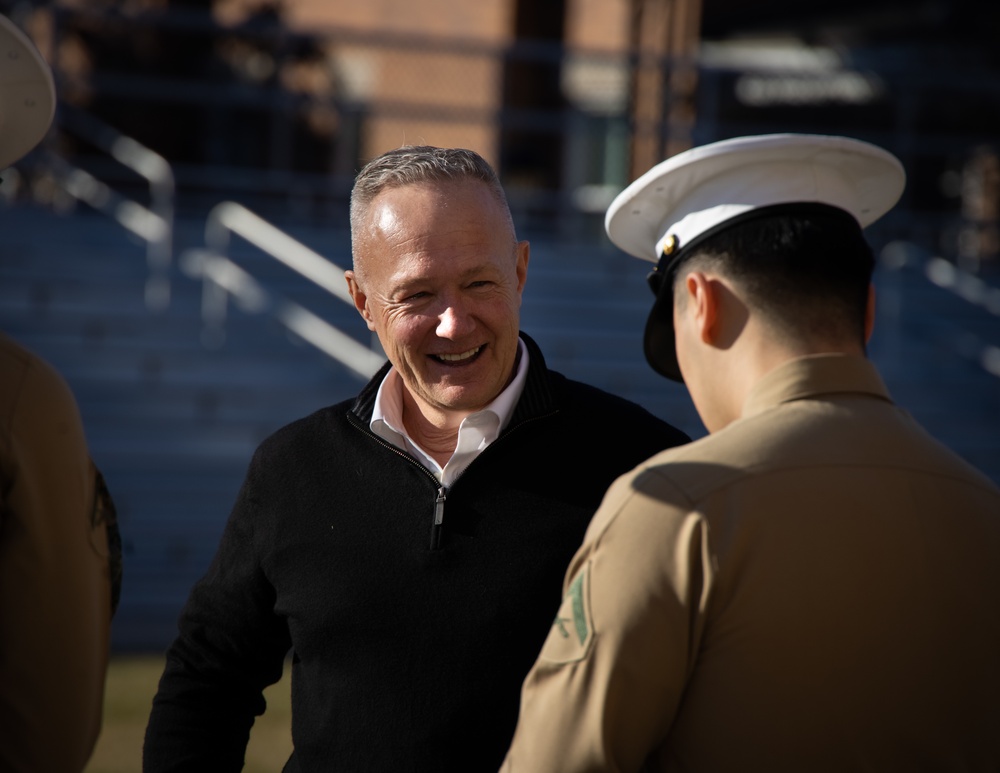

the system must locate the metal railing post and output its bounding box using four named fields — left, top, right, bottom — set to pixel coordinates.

left=57, top=107, right=175, bottom=310
left=183, top=202, right=384, bottom=380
